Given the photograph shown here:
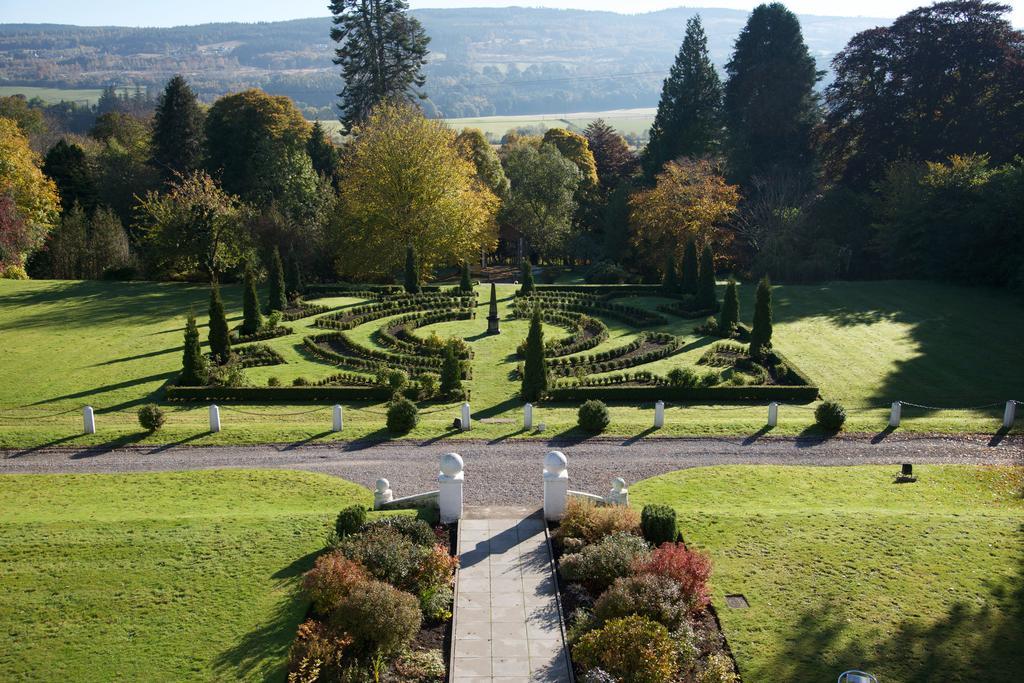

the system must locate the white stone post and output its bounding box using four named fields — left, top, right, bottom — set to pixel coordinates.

left=543, top=450, right=569, bottom=521
left=438, top=453, right=465, bottom=524
left=654, top=400, right=665, bottom=428
left=209, top=404, right=221, bottom=433
left=1004, top=400, right=1017, bottom=429
left=82, top=406, right=95, bottom=435
left=374, top=478, right=393, bottom=510
left=889, top=401, right=902, bottom=428
left=607, top=477, right=629, bottom=506
left=460, top=402, right=471, bottom=431
left=767, top=402, right=779, bottom=427
left=524, top=403, right=534, bottom=430
left=333, top=404, right=343, bottom=432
